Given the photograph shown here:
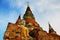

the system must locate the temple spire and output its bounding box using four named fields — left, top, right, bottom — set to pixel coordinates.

left=15, top=15, right=21, bottom=25
left=17, top=15, right=21, bottom=20
left=48, top=22, right=57, bottom=34
left=23, top=3, right=35, bottom=20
